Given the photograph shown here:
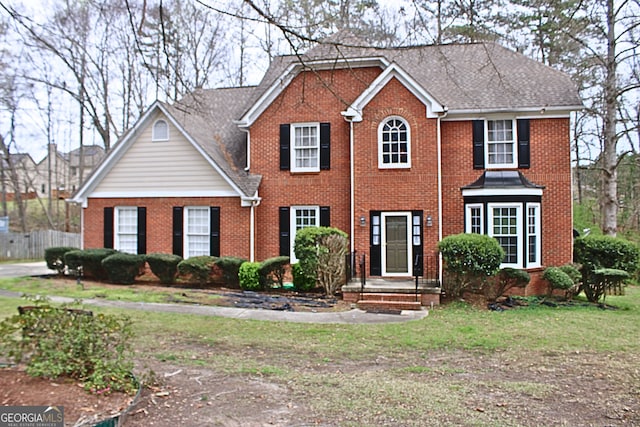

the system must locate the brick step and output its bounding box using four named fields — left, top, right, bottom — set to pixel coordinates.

left=358, top=292, right=423, bottom=303
left=356, top=300, right=423, bottom=312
